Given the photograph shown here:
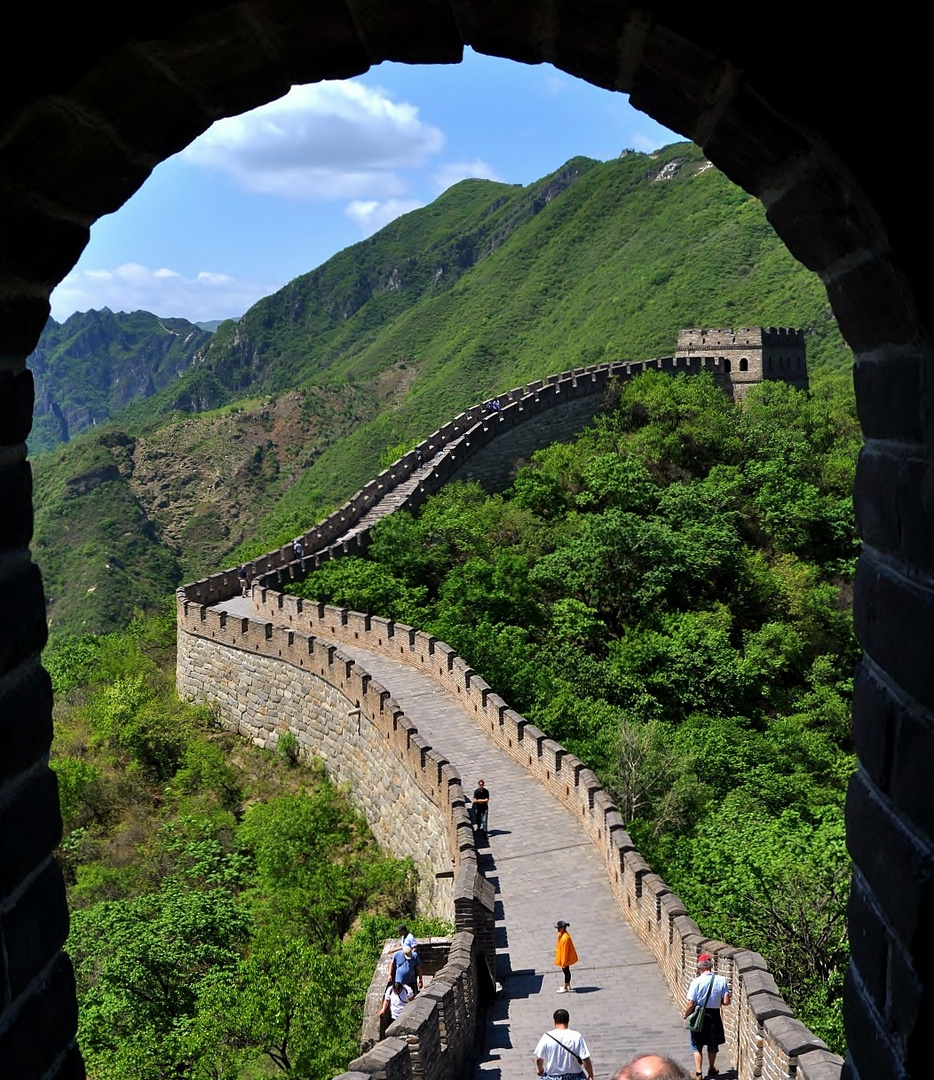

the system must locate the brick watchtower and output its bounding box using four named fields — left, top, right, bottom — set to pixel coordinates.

left=676, top=327, right=808, bottom=399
